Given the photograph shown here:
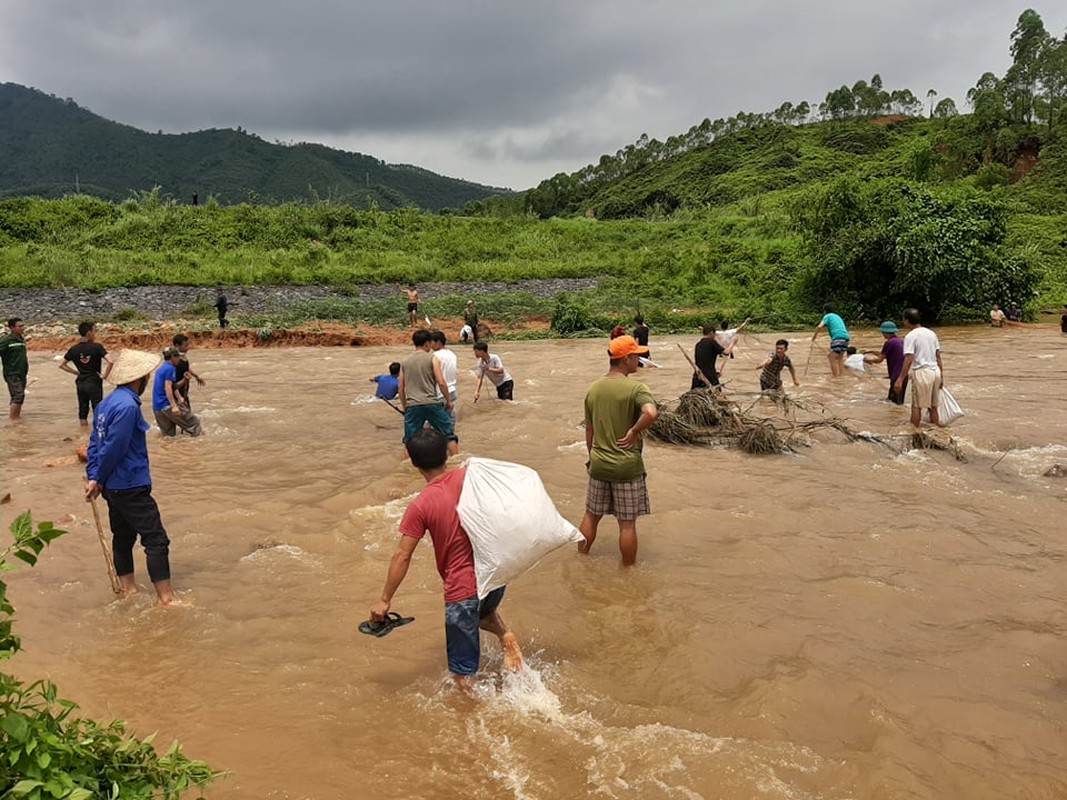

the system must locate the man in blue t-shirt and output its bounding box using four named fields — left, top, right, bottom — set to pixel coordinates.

left=369, top=362, right=401, bottom=401
left=811, top=304, right=851, bottom=377
left=152, top=348, right=203, bottom=436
